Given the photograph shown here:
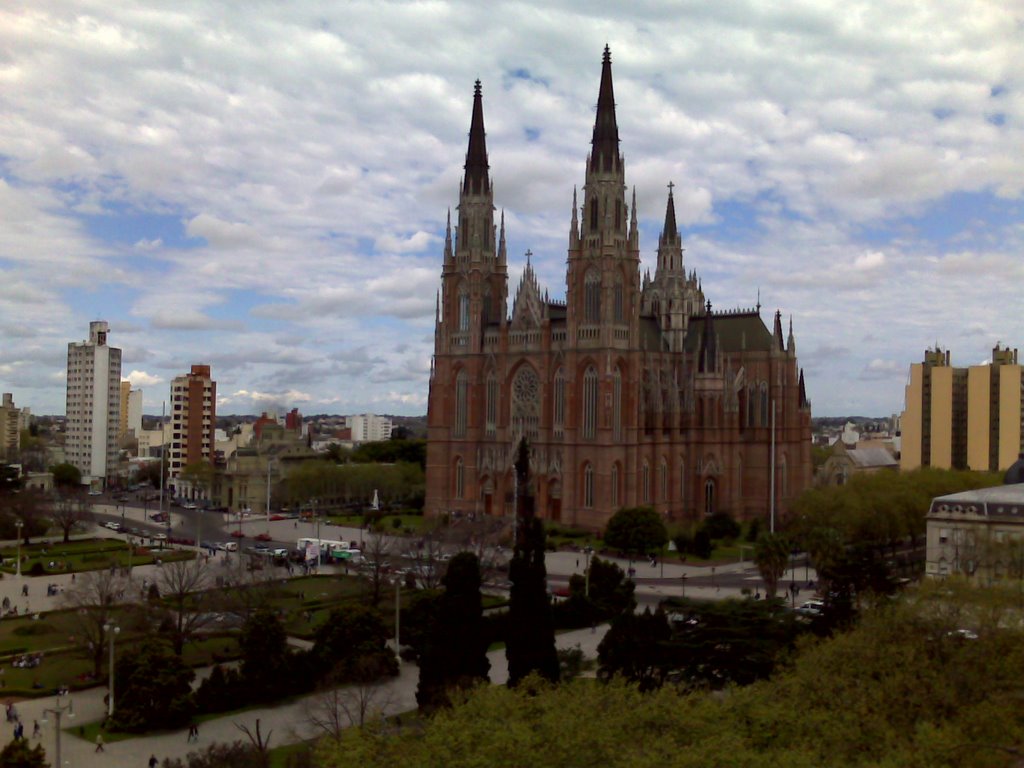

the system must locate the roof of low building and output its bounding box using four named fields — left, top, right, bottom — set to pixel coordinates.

left=845, top=447, right=898, bottom=469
